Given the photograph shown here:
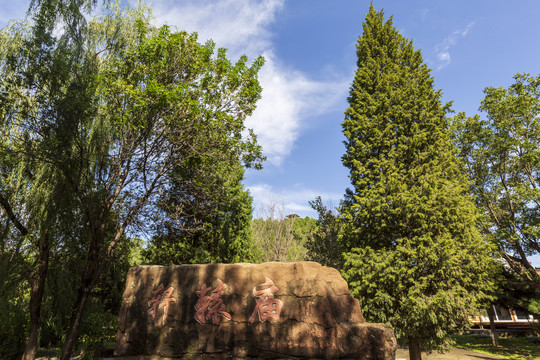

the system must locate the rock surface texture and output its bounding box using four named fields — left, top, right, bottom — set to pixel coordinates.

left=115, top=261, right=397, bottom=359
